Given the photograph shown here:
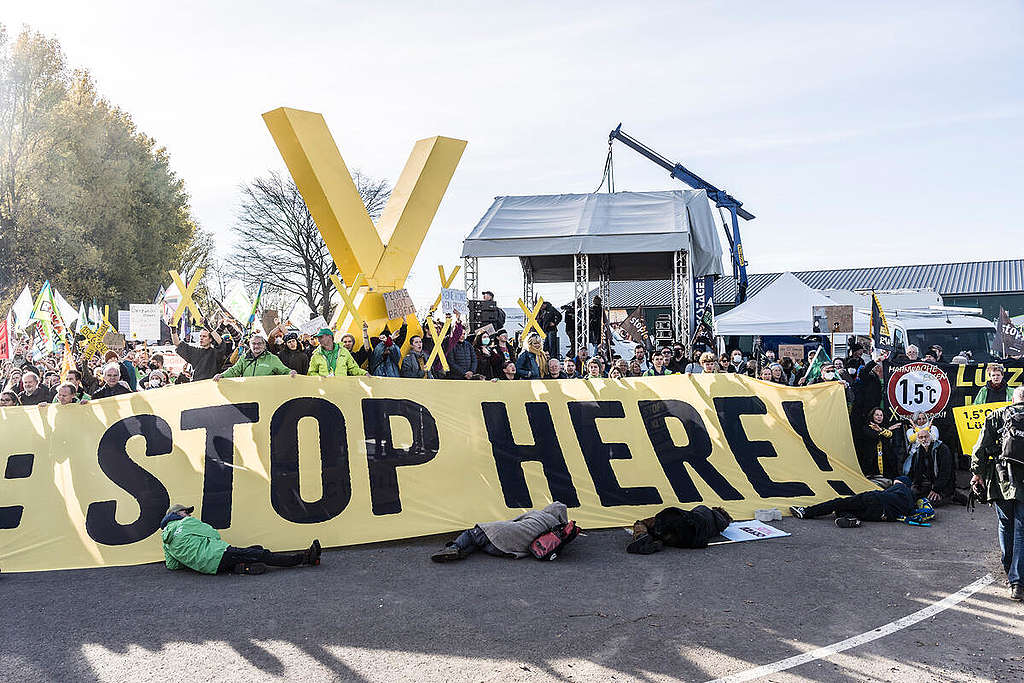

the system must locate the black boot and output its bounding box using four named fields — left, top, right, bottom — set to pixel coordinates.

left=306, top=539, right=322, bottom=566
left=626, top=533, right=664, bottom=555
